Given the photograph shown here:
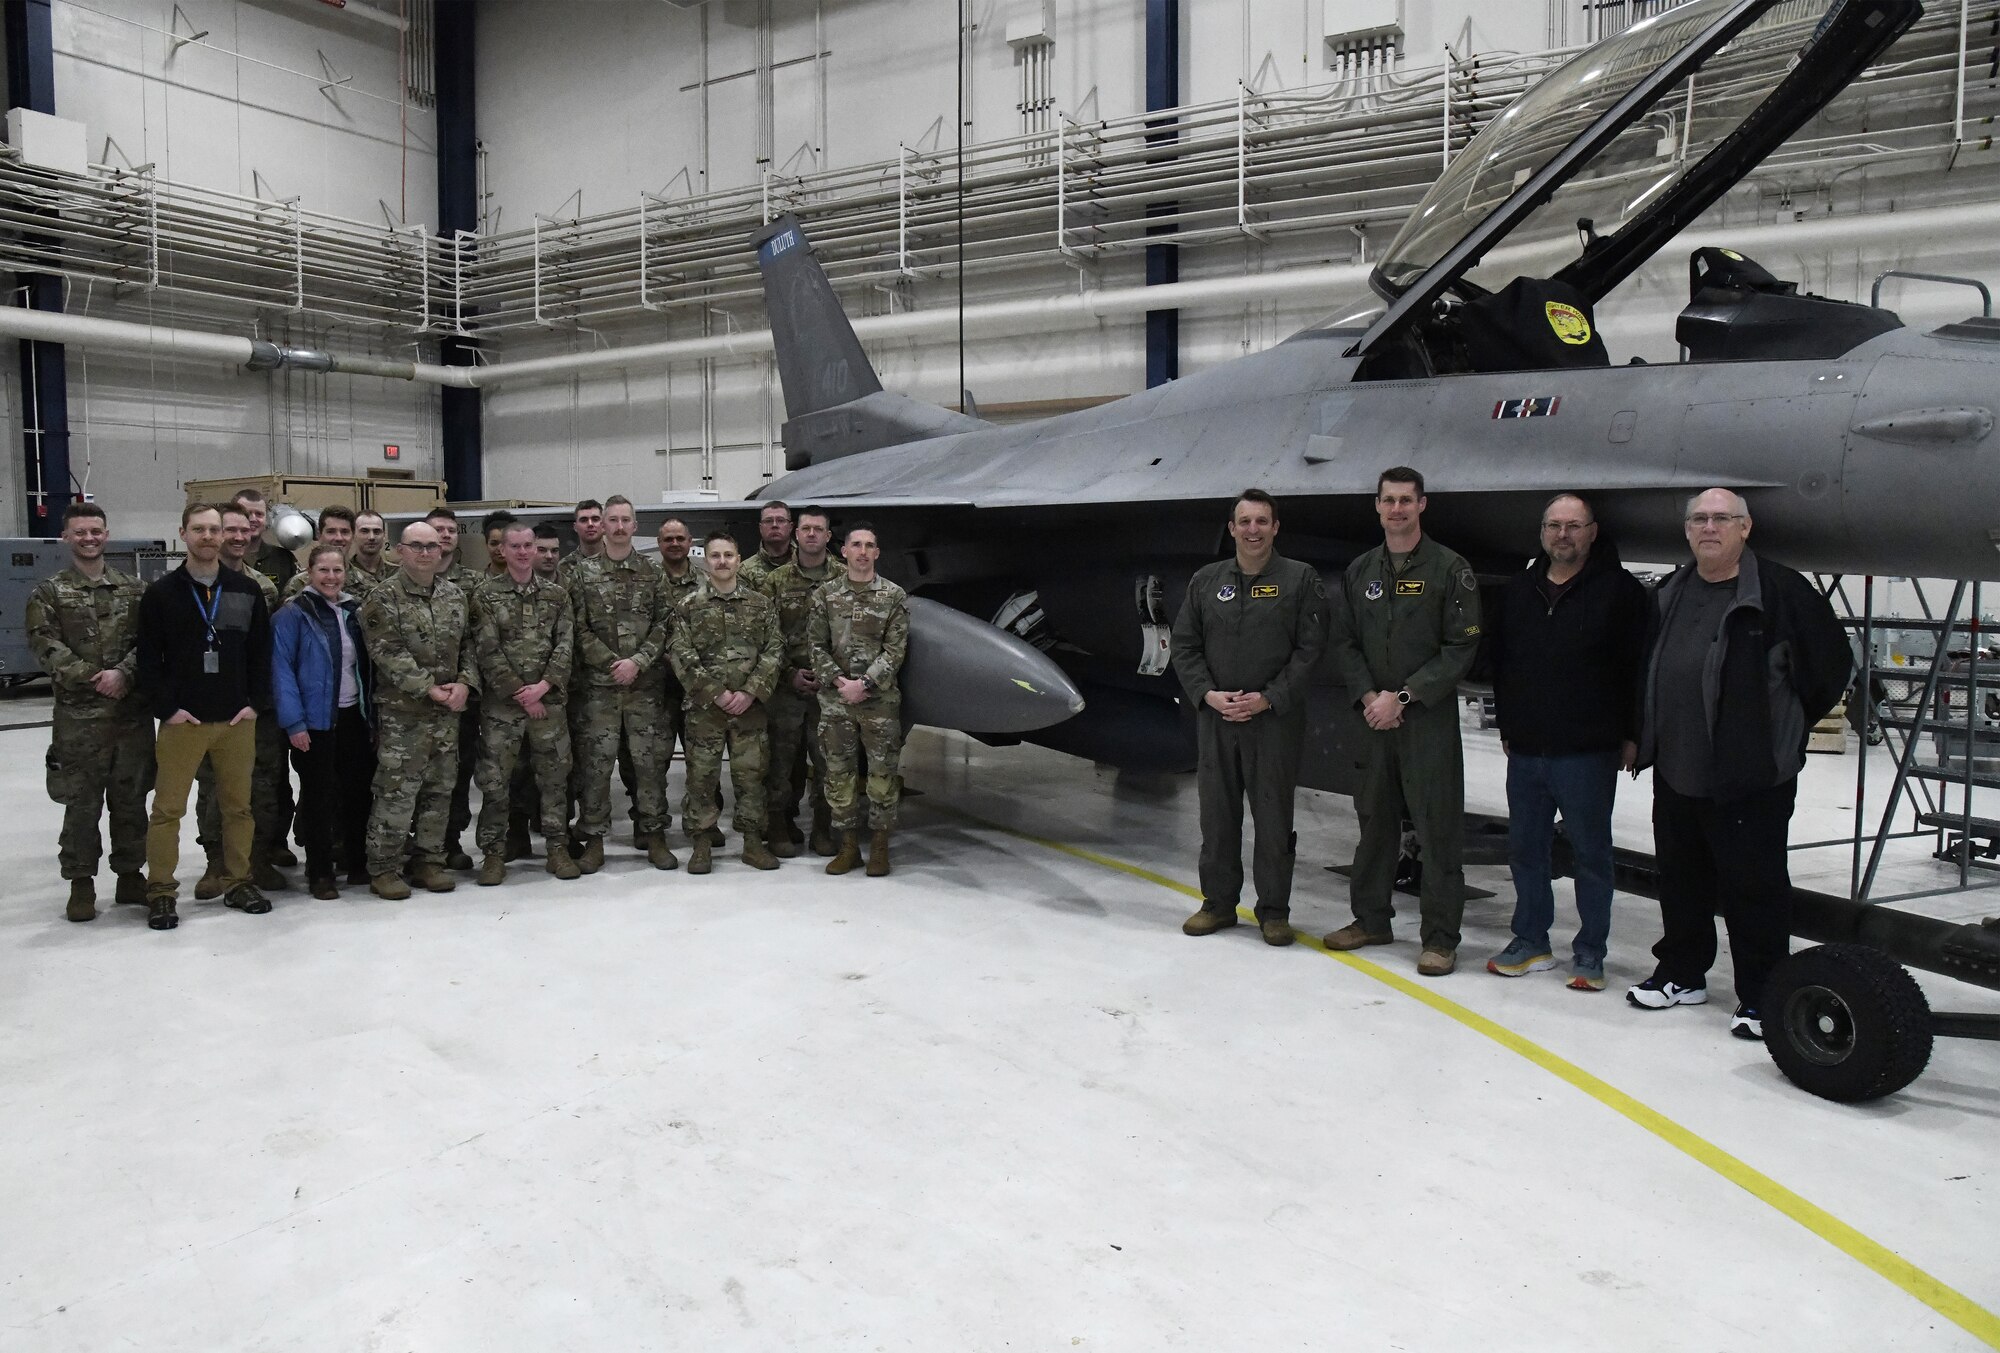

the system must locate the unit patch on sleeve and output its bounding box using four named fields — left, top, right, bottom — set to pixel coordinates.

left=1395, top=579, right=1426, bottom=596
left=1249, top=584, right=1280, bottom=598
left=1493, top=397, right=1561, bottom=419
